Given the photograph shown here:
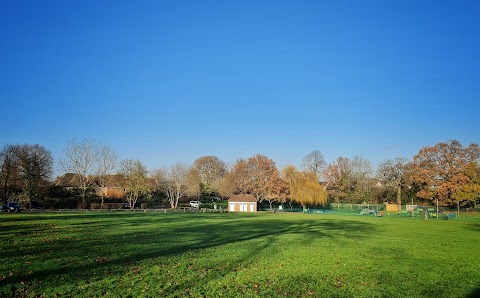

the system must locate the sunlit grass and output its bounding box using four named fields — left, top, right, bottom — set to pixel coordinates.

left=1, top=212, right=479, bottom=297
